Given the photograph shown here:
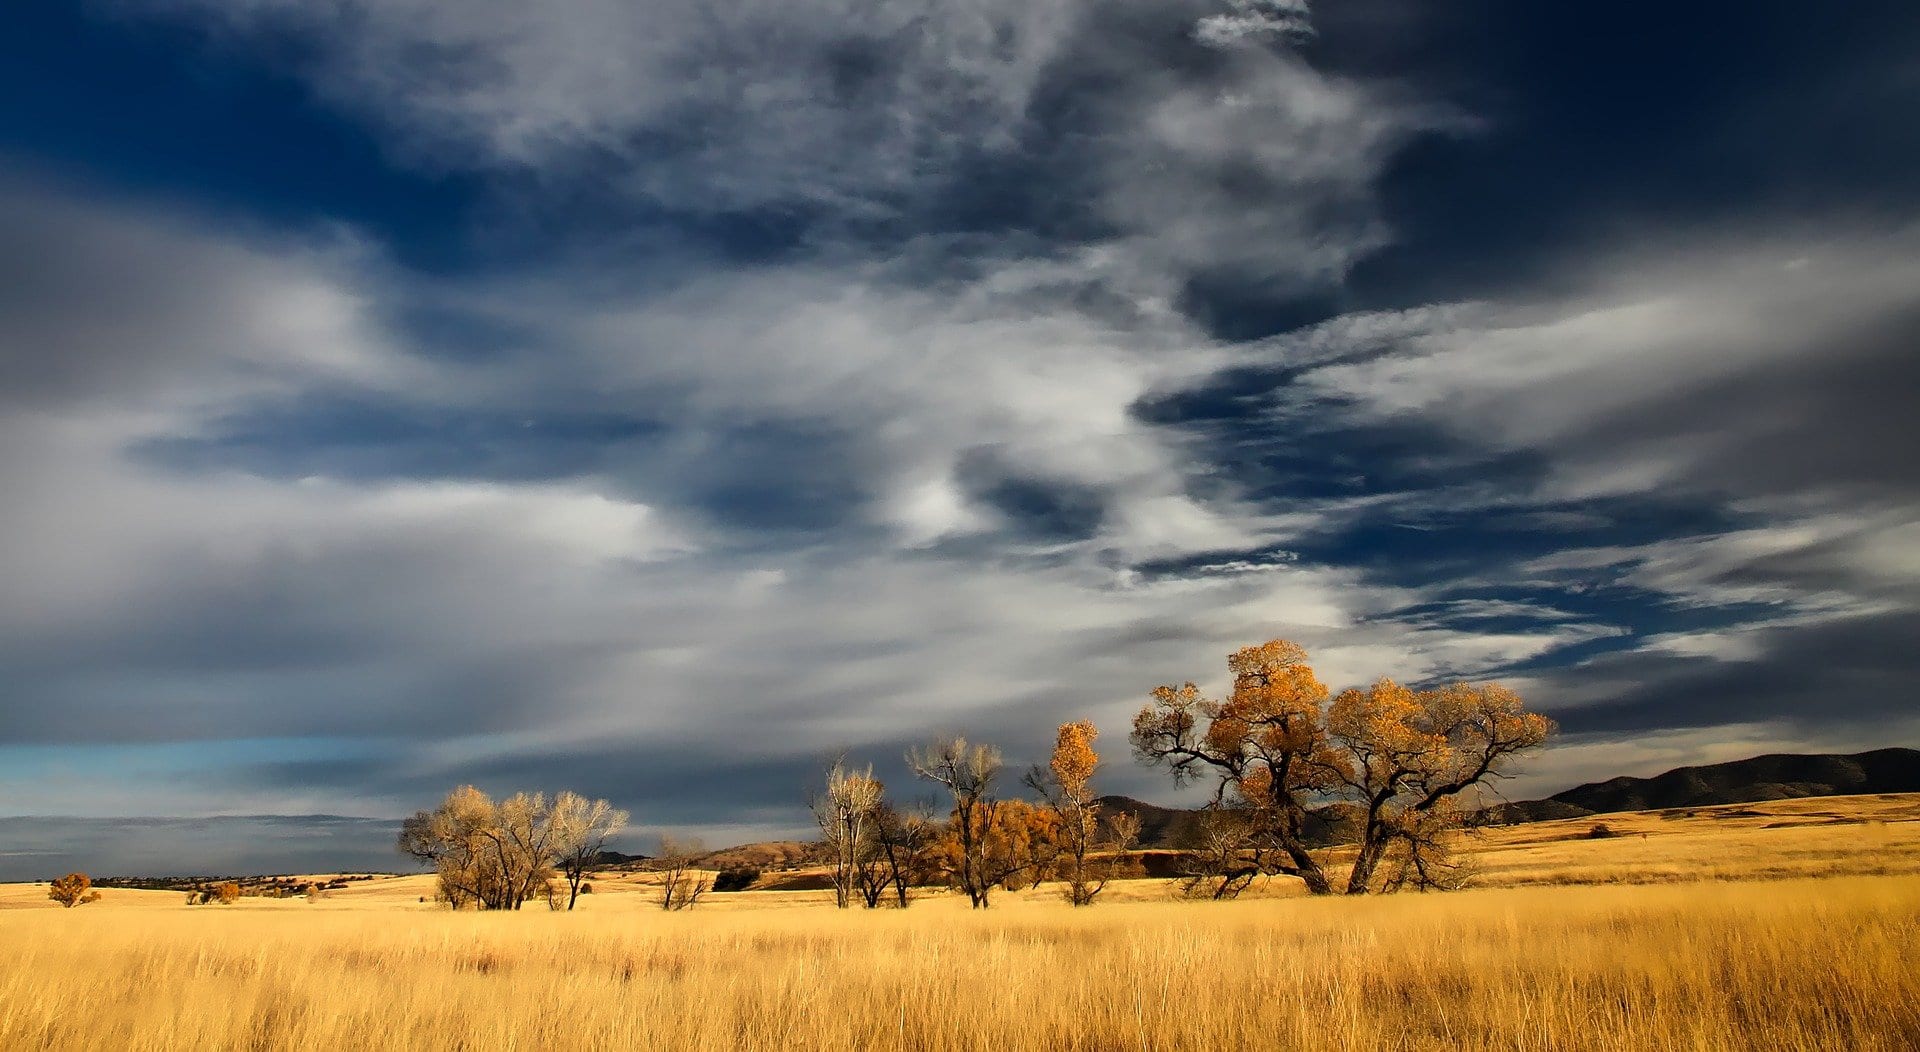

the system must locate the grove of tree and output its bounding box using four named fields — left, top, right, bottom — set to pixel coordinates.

left=398, top=786, right=627, bottom=911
